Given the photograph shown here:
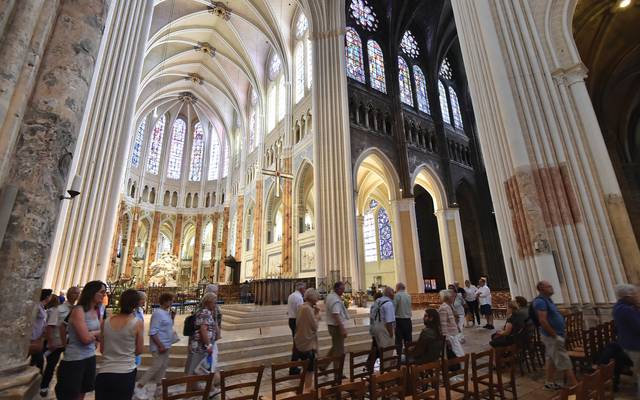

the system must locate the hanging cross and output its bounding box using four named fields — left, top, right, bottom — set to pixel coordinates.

left=261, top=156, right=293, bottom=197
